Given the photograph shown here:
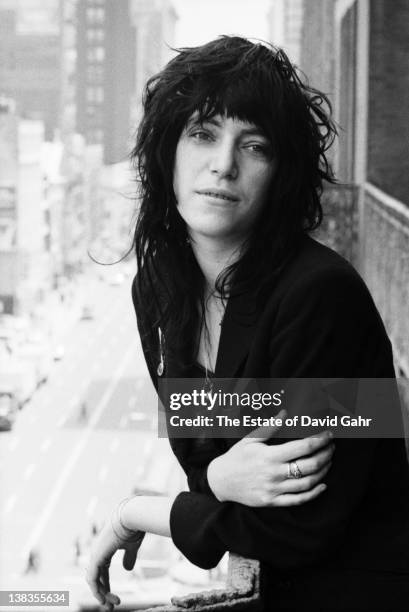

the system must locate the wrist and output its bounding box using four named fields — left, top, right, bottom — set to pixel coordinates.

left=120, top=495, right=172, bottom=537
left=111, top=497, right=142, bottom=543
